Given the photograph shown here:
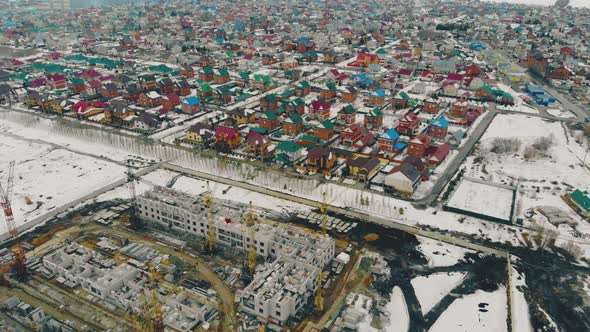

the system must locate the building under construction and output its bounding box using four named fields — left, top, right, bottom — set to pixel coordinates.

left=136, top=186, right=335, bottom=324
